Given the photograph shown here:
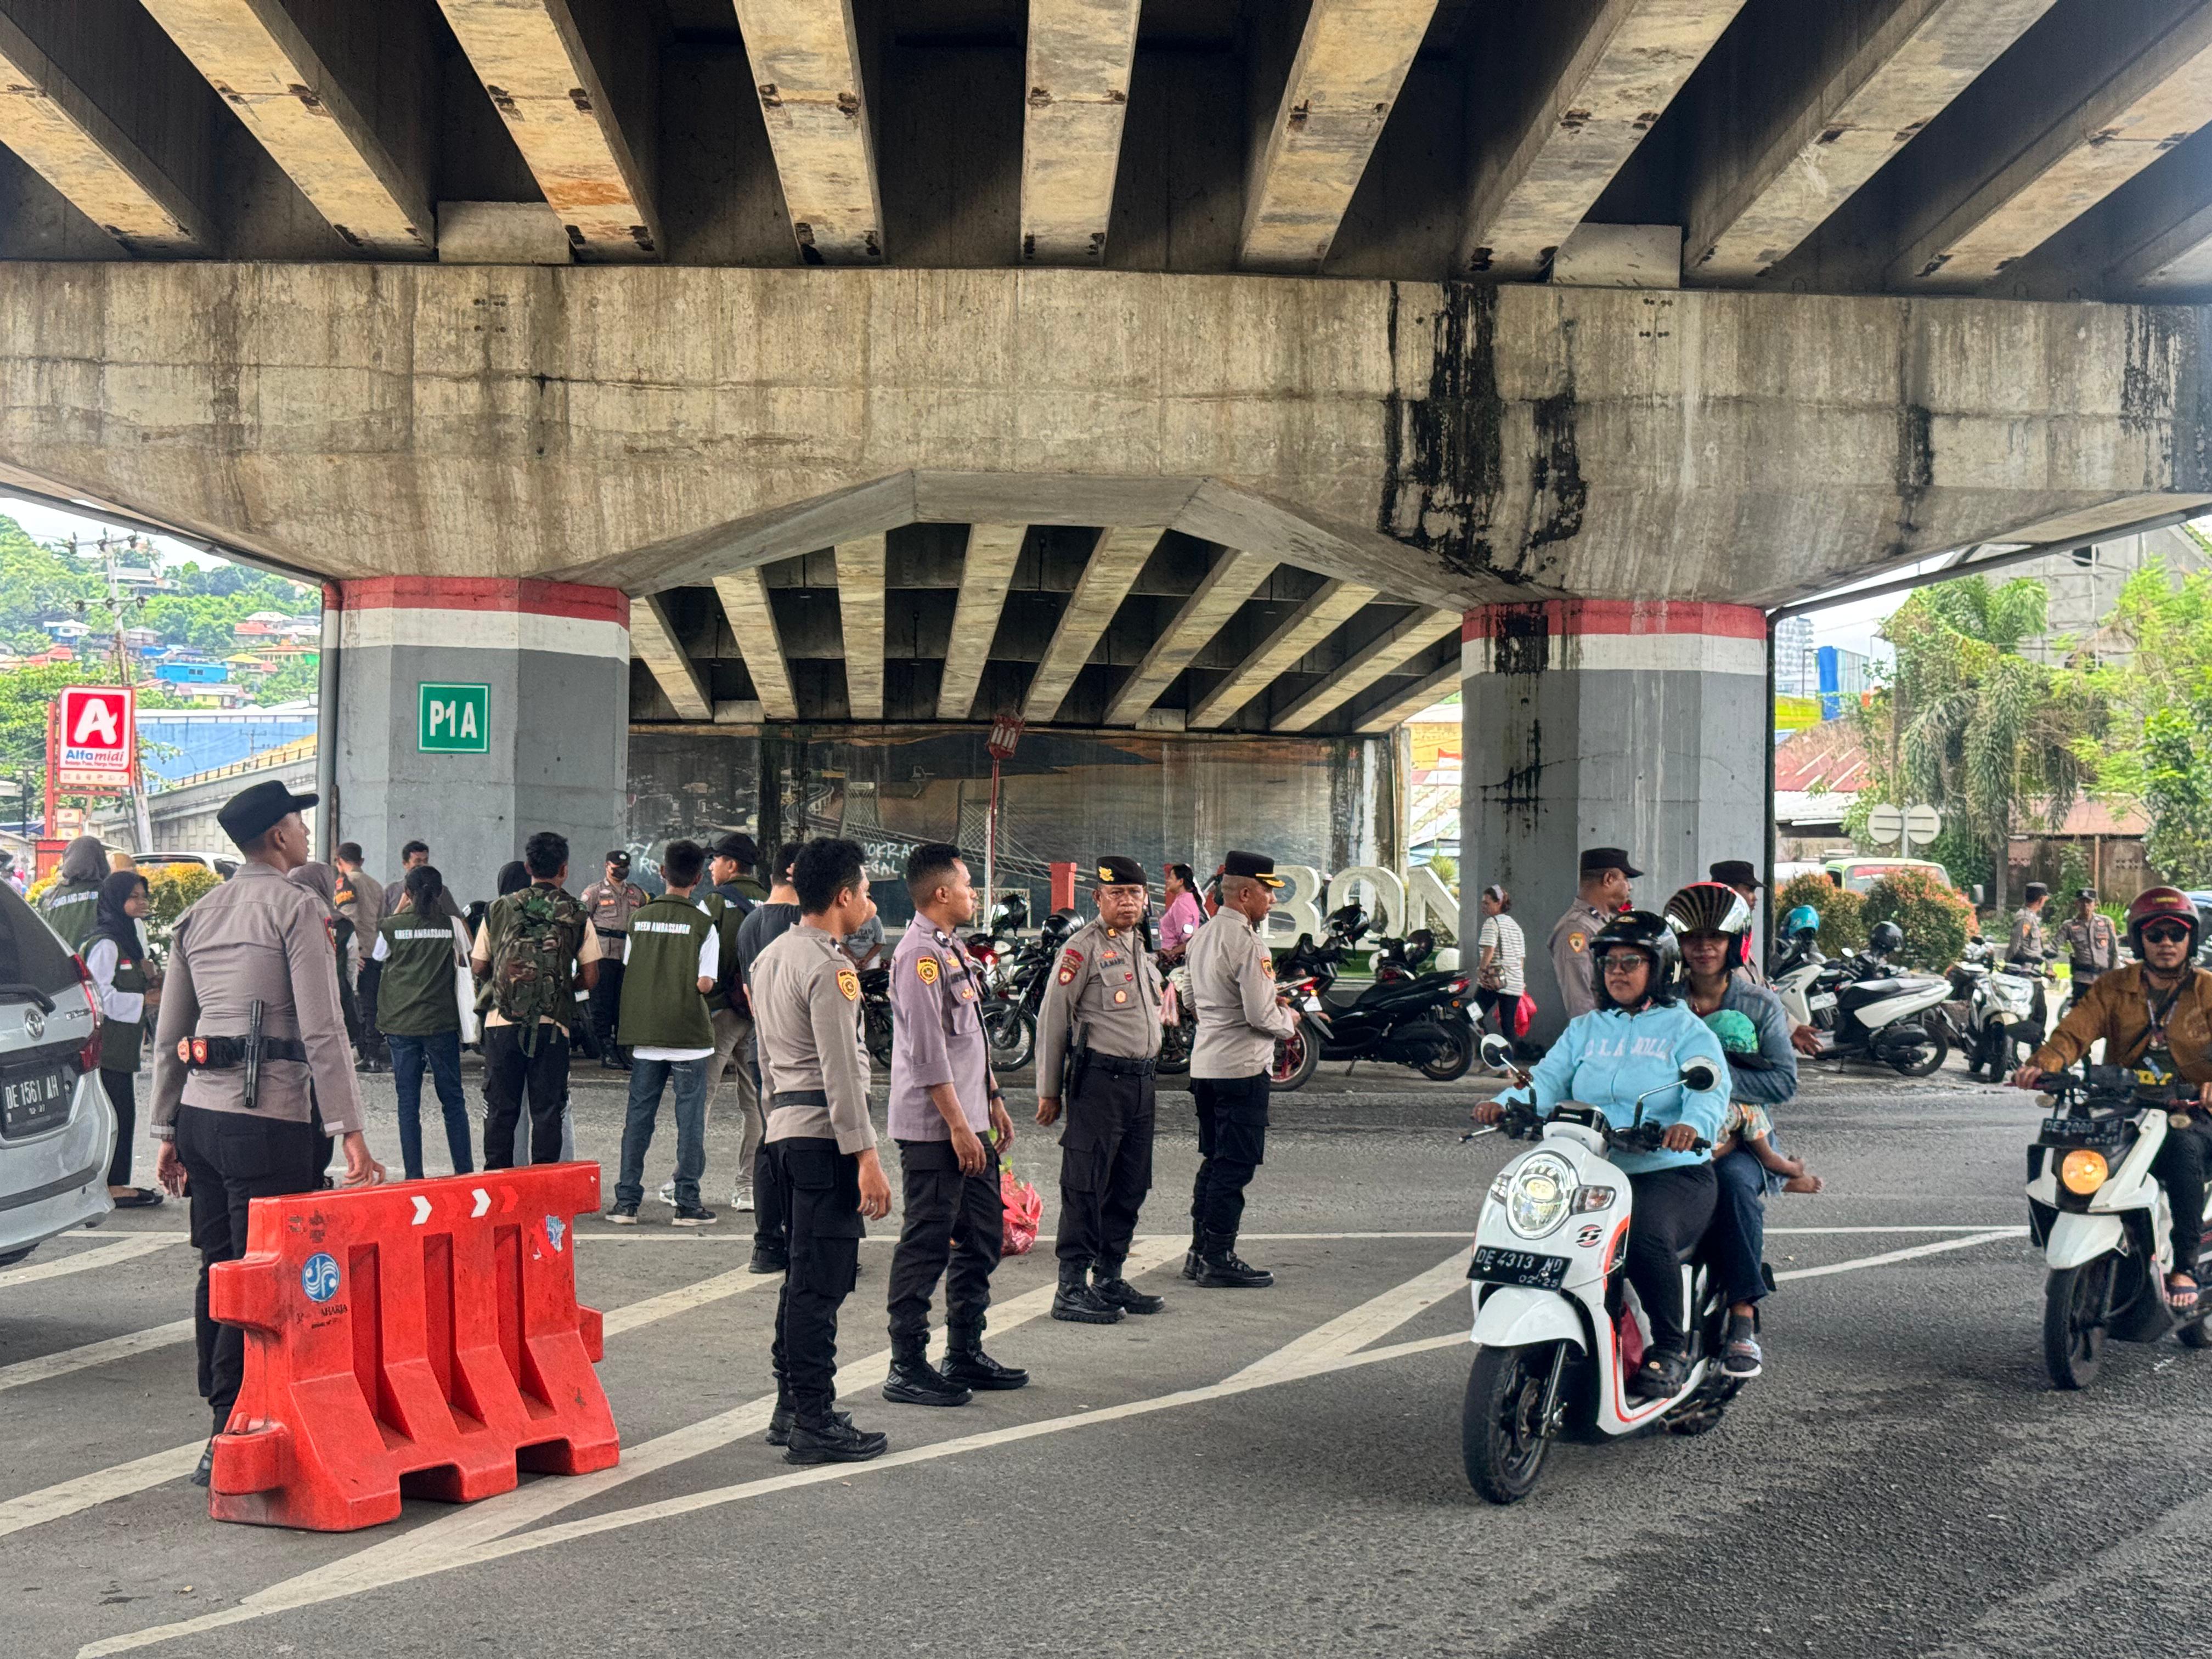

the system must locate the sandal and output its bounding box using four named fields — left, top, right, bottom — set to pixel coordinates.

left=1629, top=1350, right=1686, bottom=1402
left=108, top=1188, right=163, bottom=1209
left=2169, top=1274, right=2199, bottom=1313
